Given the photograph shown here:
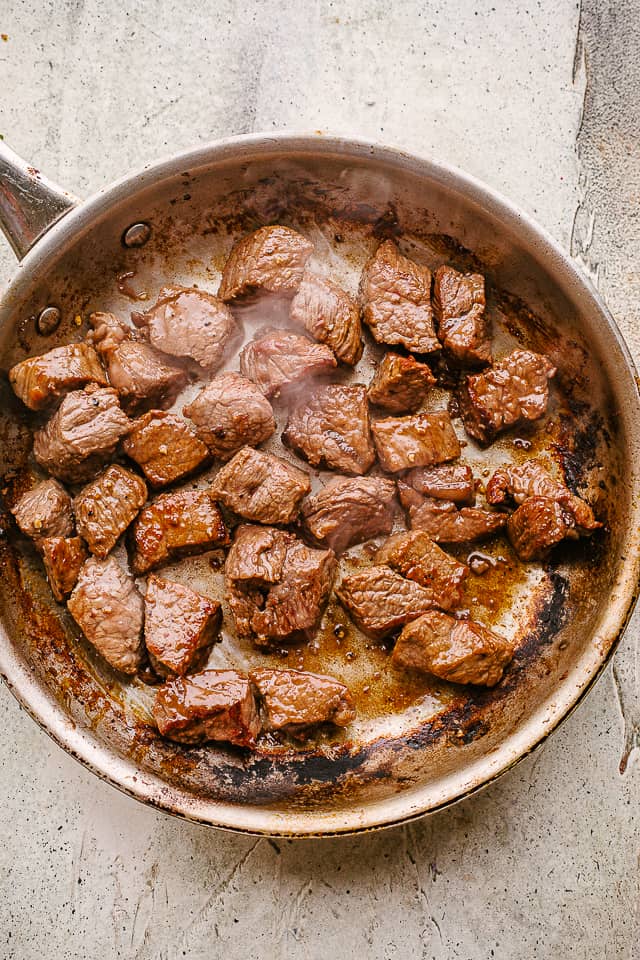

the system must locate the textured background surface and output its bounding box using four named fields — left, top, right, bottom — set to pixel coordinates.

left=0, top=1, right=638, bottom=957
